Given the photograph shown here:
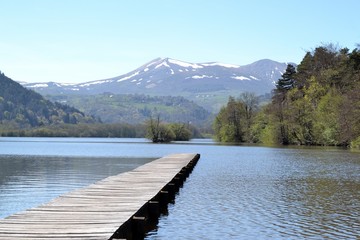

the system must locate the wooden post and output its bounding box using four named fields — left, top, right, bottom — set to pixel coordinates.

left=132, top=216, right=146, bottom=240
left=148, top=200, right=160, bottom=221
left=166, top=183, right=176, bottom=202
left=159, top=190, right=169, bottom=205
